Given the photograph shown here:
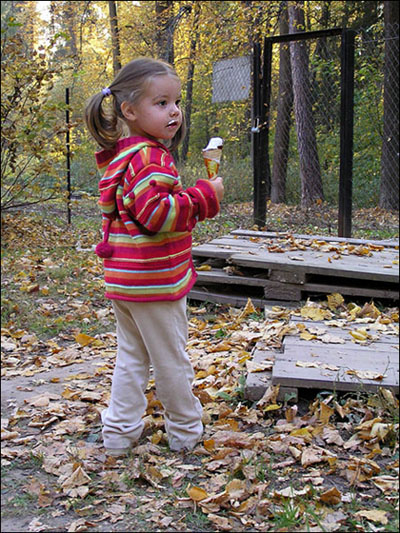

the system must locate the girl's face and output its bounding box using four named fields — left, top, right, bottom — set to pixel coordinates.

left=122, top=75, right=182, bottom=141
